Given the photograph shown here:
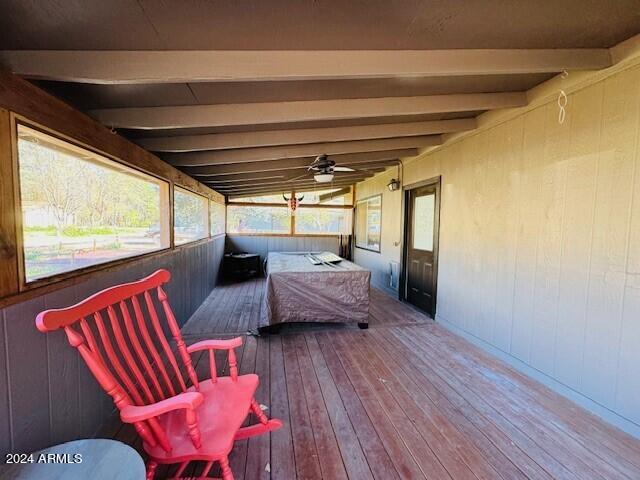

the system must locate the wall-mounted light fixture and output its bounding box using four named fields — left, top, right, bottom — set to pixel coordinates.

left=387, top=161, right=402, bottom=191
